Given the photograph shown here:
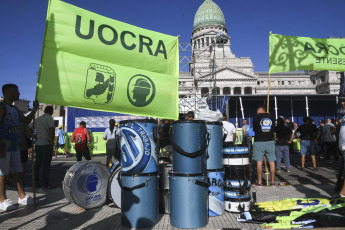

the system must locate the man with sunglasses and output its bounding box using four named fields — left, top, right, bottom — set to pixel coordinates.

left=186, top=111, right=194, bottom=120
